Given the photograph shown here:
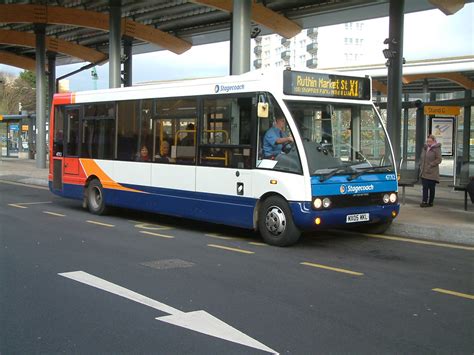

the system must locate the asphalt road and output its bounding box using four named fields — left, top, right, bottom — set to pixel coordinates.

left=1, top=180, right=473, bottom=354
